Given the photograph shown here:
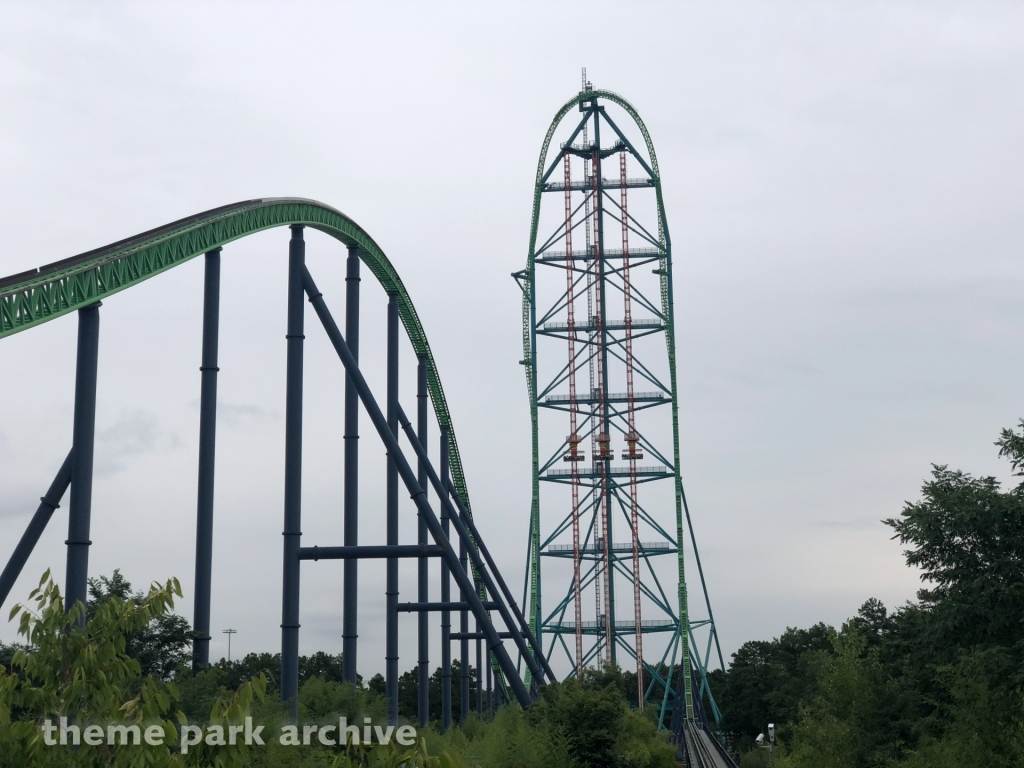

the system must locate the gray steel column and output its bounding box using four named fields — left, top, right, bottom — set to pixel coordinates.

left=476, top=621, right=483, bottom=715
left=66, top=302, right=100, bottom=625
left=281, top=226, right=305, bottom=720
left=460, top=535, right=469, bottom=722
left=416, top=356, right=429, bottom=727
left=486, top=651, right=493, bottom=719
left=342, top=245, right=360, bottom=685
left=301, top=267, right=535, bottom=708
left=386, top=293, right=399, bottom=725
left=440, top=427, right=452, bottom=732
left=193, top=247, right=221, bottom=669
